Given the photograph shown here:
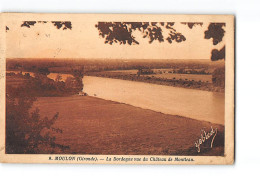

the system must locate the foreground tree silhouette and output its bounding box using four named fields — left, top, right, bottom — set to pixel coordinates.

left=96, top=22, right=226, bottom=61
left=20, top=21, right=72, bottom=30
left=6, top=78, right=70, bottom=153
left=203, top=23, right=226, bottom=87
left=95, top=22, right=186, bottom=45
left=211, top=46, right=225, bottom=61
left=204, top=23, right=226, bottom=61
